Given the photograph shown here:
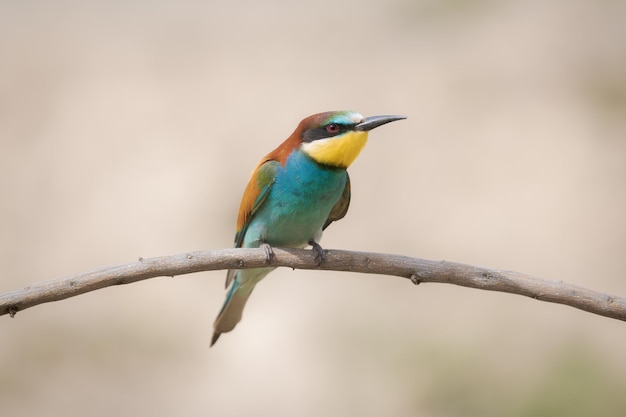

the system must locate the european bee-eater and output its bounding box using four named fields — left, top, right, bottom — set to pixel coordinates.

left=211, top=110, right=406, bottom=346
